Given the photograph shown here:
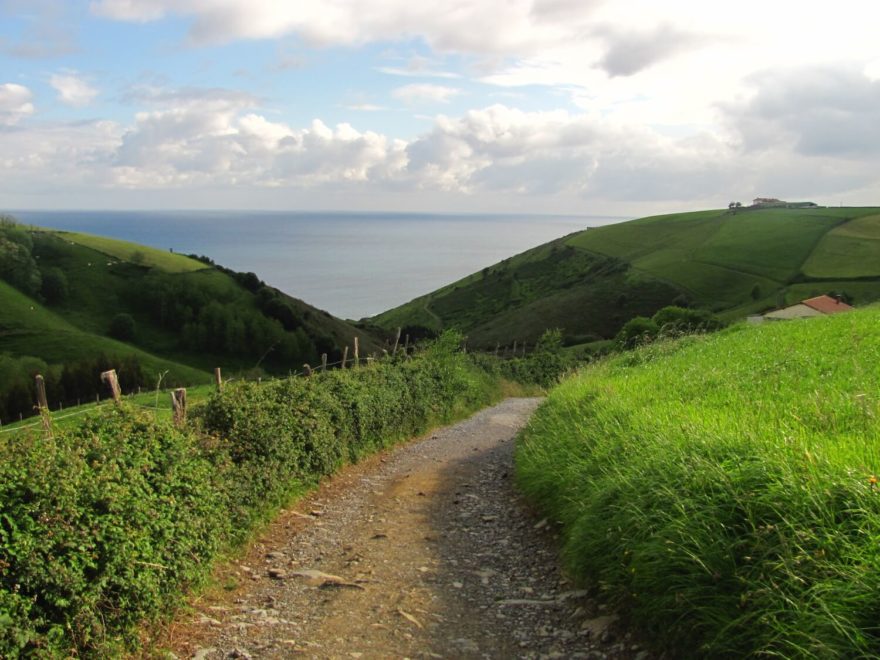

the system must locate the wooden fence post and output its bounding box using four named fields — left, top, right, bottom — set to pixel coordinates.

left=303, top=363, right=312, bottom=376
left=171, top=388, right=187, bottom=426
left=354, top=336, right=360, bottom=367
left=101, top=369, right=121, bottom=404
left=404, top=334, right=410, bottom=354
left=321, top=353, right=328, bottom=371
left=34, top=374, right=51, bottom=433
left=392, top=327, right=401, bottom=356
left=522, top=341, right=527, bottom=357
left=214, top=367, right=223, bottom=391
left=512, top=340, right=518, bottom=356
left=341, top=346, right=349, bottom=370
